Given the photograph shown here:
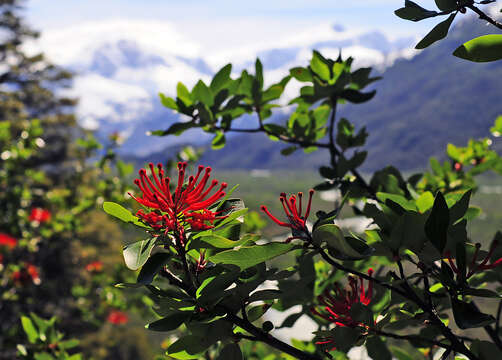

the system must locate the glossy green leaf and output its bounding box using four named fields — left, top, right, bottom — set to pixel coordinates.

left=310, top=51, right=330, bottom=81
left=192, top=80, right=214, bottom=106
left=197, top=233, right=257, bottom=249
left=151, top=121, right=195, bottom=137
left=248, top=289, right=282, bottom=303
left=424, top=192, right=449, bottom=253
left=340, top=89, right=376, bottom=103
left=123, top=238, right=156, bottom=270
left=453, top=35, right=502, bottom=62
left=103, top=202, right=148, bottom=228
left=21, top=316, right=38, bottom=343
left=451, top=298, right=495, bottom=329
left=208, top=242, right=295, bottom=270
left=159, top=93, right=178, bottom=110
left=176, top=82, right=192, bottom=106
left=490, top=115, right=502, bottom=137
left=395, top=1, right=439, bottom=22
left=313, top=224, right=374, bottom=260
left=247, top=304, right=271, bottom=322
left=146, top=312, right=191, bottom=332
left=290, top=67, right=312, bottom=82
left=210, top=64, right=232, bottom=93
left=211, top=131, right=226, bottom=150
left=415, top=13, right=455, bottom=49
left=217, top=343, right=242, bottom=360
left=366, top=336, right=392, bottom=360
left=434, top=0, right=456, bottom=11
left=137, top=252, right=170, bottom=285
